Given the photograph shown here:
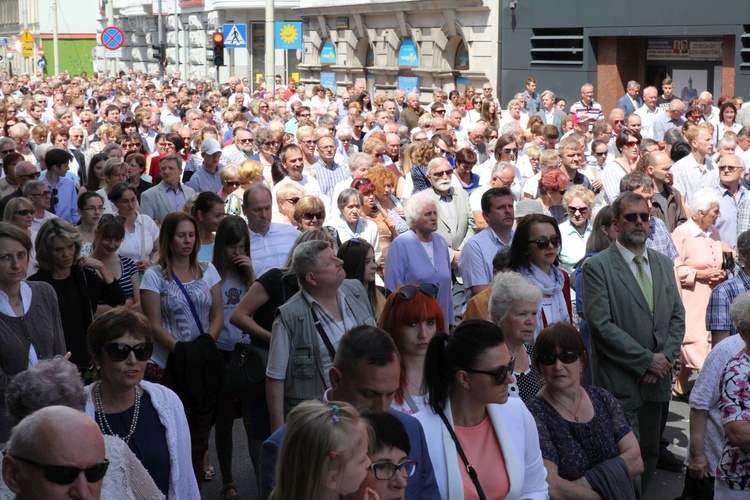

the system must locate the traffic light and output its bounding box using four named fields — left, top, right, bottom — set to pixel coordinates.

left=152, top=43, right=165, bottom=65
left=213, top=32, right=225, bottom=67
